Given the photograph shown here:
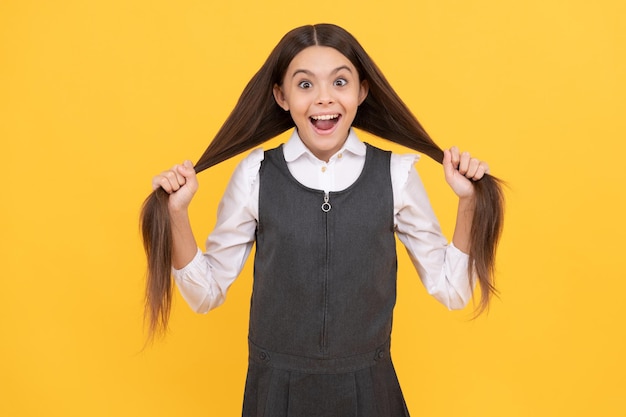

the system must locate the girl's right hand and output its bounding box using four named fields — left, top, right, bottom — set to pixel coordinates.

left=151, top=160, right=198, bottom=212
